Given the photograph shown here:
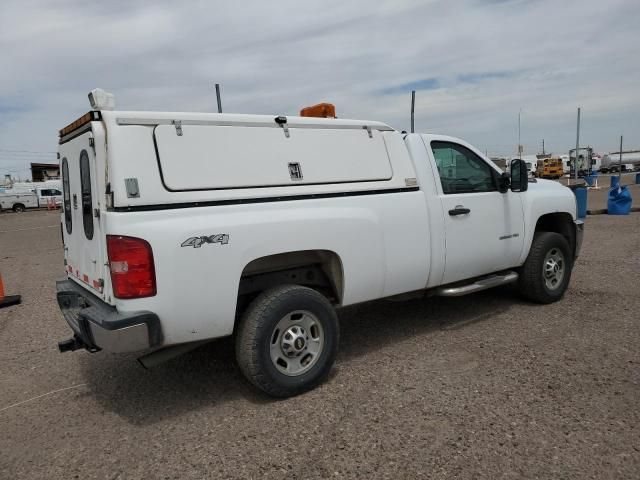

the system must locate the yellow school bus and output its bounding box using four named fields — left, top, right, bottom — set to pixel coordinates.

left=536, top=157, right=564, bottom=179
